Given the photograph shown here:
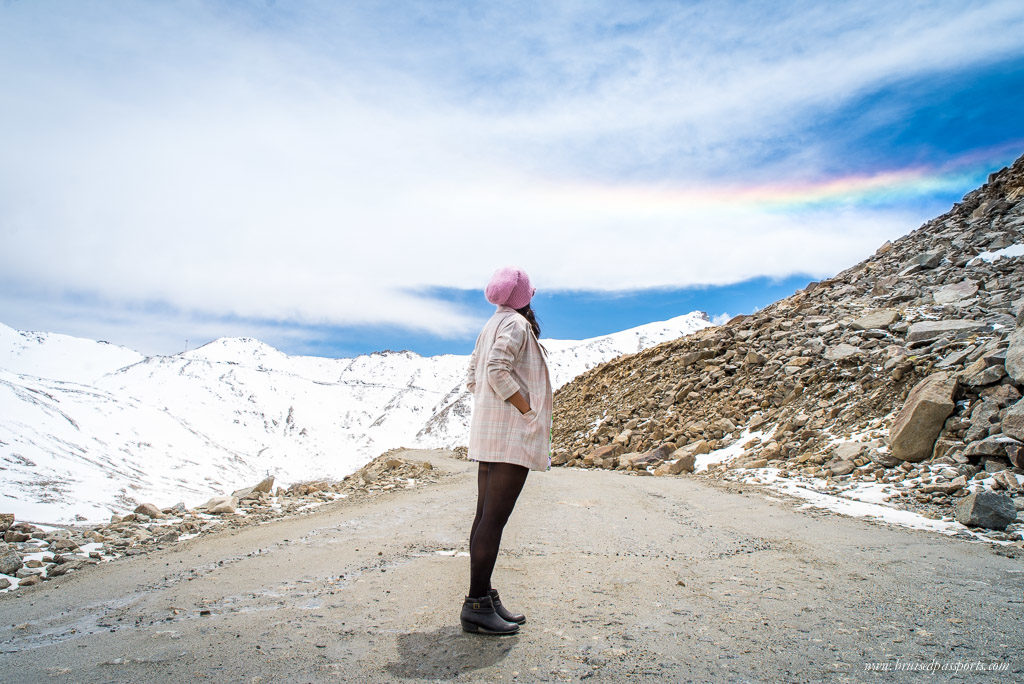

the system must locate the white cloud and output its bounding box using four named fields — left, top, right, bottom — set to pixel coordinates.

left=1, top=1, right=1022, bottom=351
left=711, top=313, right=733, bottom=326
